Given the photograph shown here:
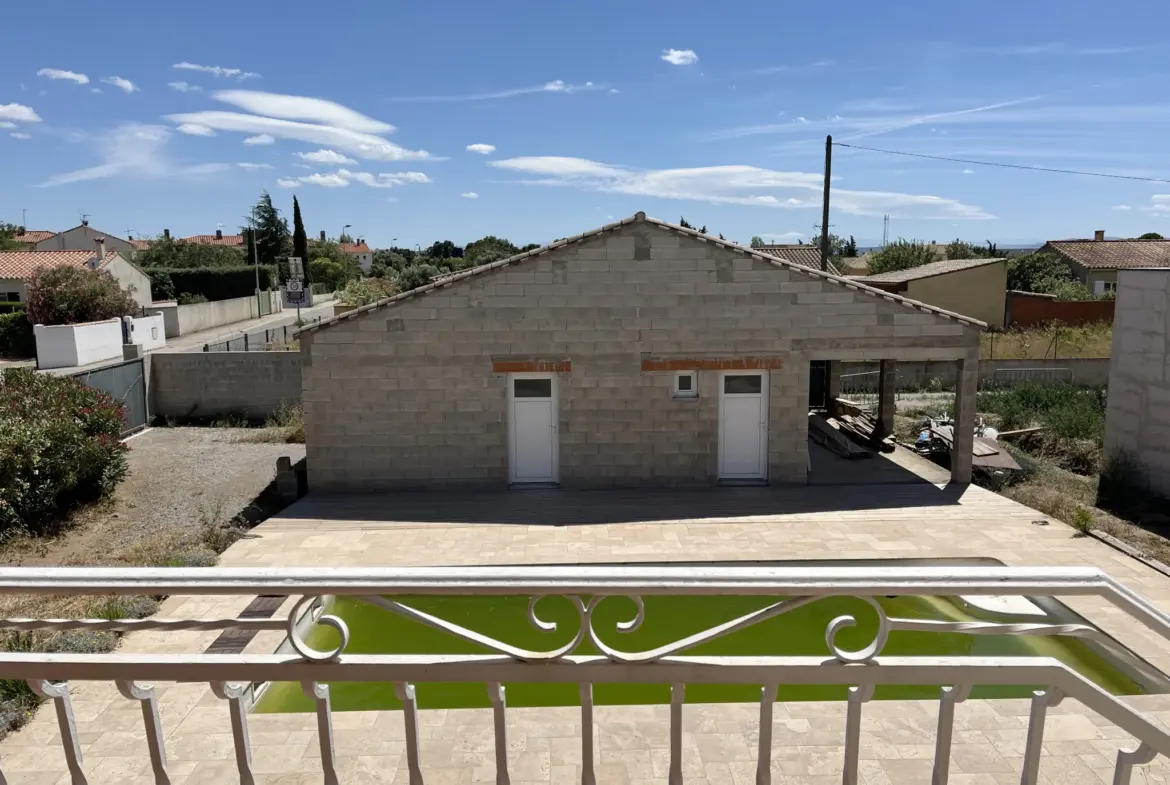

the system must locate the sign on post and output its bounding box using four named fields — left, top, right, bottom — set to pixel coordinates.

left=287, top=257, right=304, bottom=280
